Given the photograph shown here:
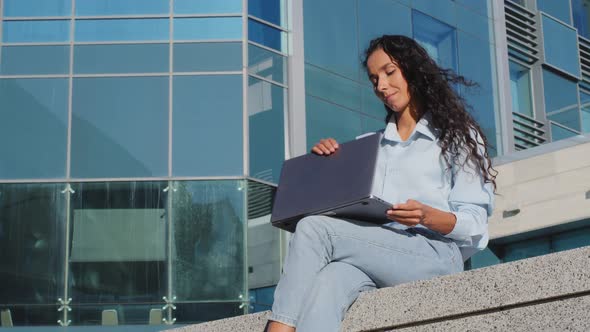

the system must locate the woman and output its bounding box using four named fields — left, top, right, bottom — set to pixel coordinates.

left=267, top=35, right=496, bottom=332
